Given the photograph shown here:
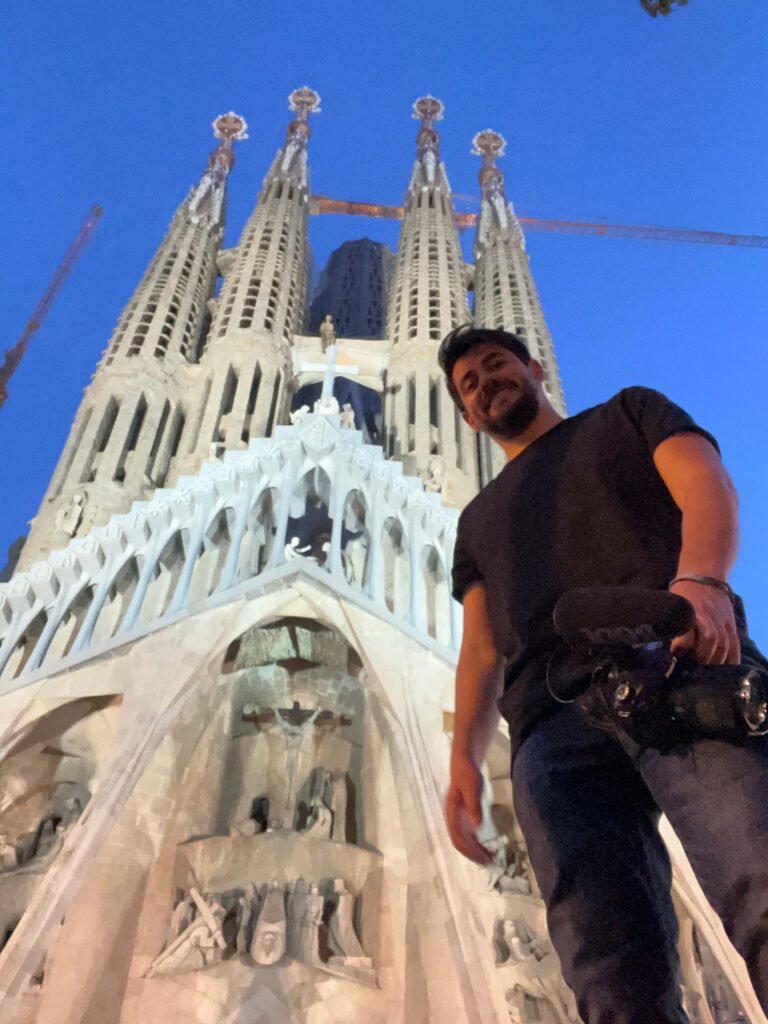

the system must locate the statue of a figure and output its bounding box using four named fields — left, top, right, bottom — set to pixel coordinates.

left=327, top=879, right=367, bottom=960
left=167, top=890, right=196, bottom=945
left=236, top=883, right=259, bottom=955
left=314, top=395, right=340, bottom=416
left=424, top=456, right=445, bottom=494
left=0, top=834, right=18, bottom=872
left=147, top=889, right=227, bottom=978
left=303, top=795, right=333, bottom=839
left=286, top=877, right=309, bottom=959
left=319, top=314, right=336, bottom=353
left=250, top=880, right=286, bottom=965
left=290, top=404, right=310, bottom=426
left=54, top=492, right=85, bottom=538
left=340, top=403, right=355, bottom=430
left=298, top=883, right=326, bottom=964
